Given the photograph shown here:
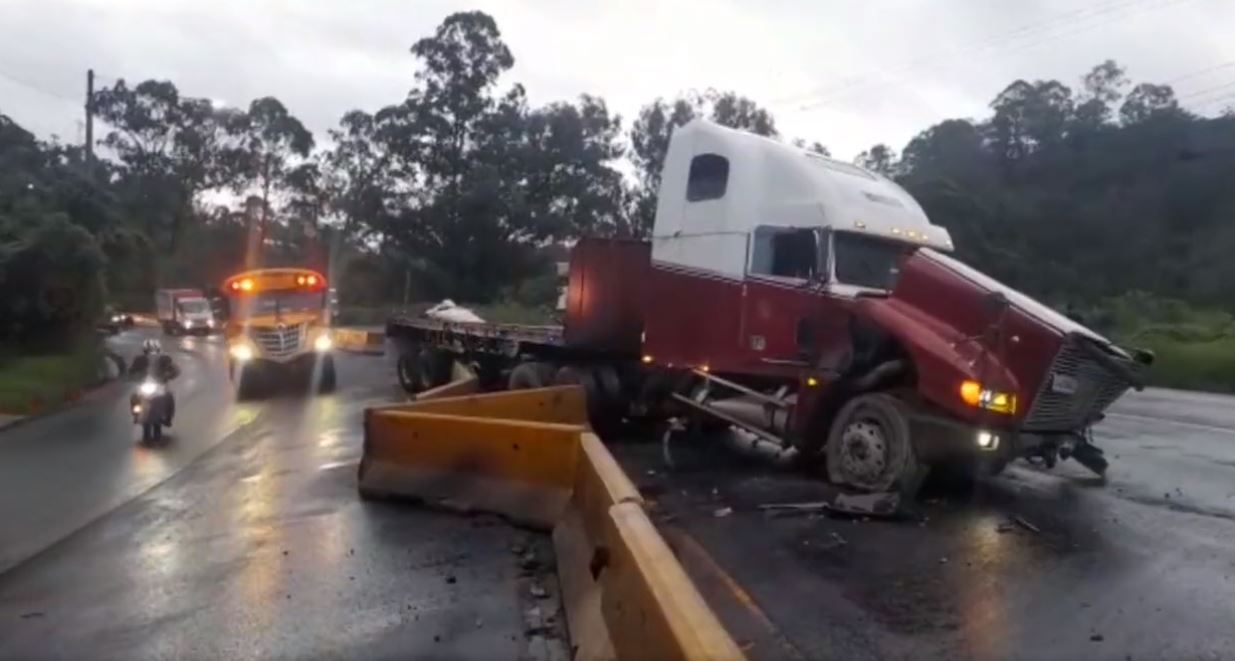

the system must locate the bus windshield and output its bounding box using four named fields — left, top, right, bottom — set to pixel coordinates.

left=238, top=291, right=324, bottom=317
